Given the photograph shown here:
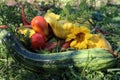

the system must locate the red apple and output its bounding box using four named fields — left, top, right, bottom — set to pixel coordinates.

left=31, top=16, right=49, bottom=37
left=31, top=33, right=46, bottom=50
